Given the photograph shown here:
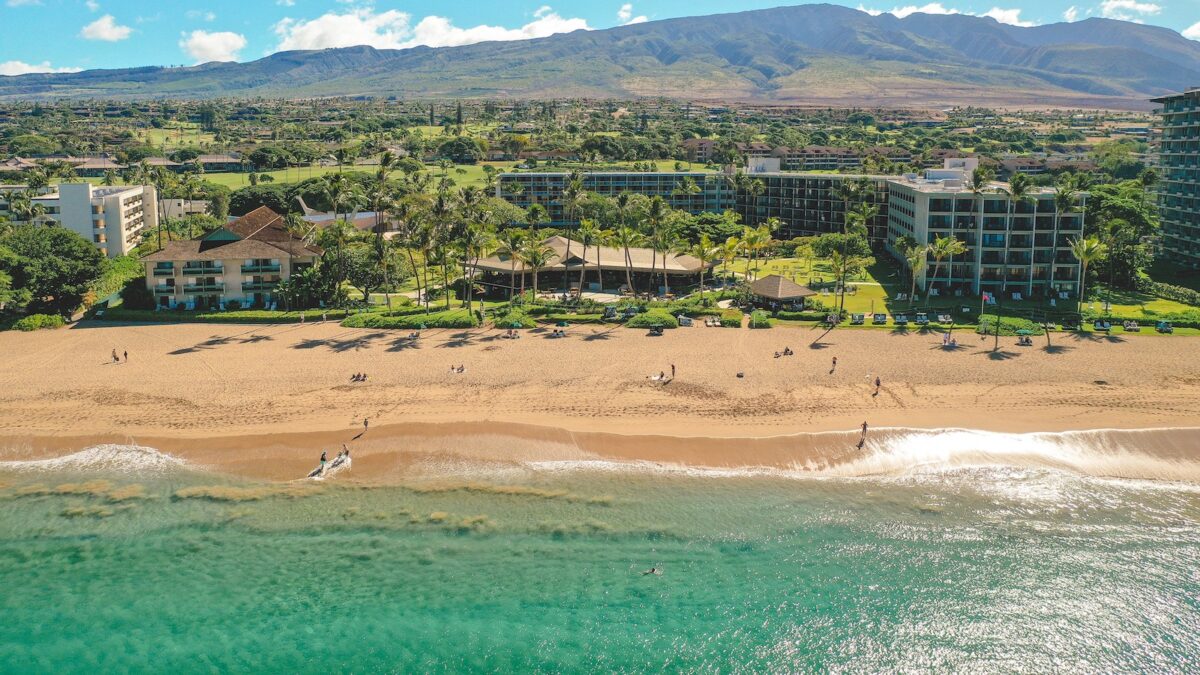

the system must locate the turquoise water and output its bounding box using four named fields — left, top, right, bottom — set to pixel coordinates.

left=1, top=452, right=1198, bottom=672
